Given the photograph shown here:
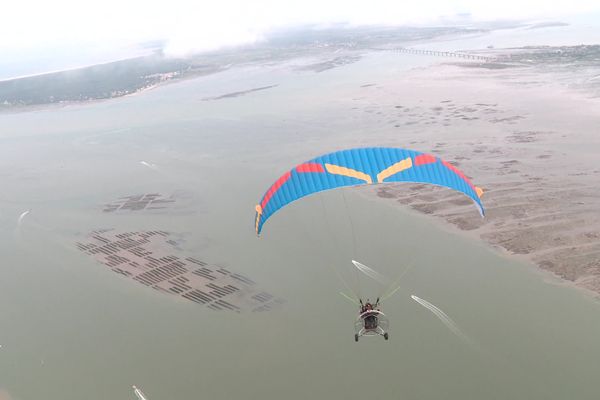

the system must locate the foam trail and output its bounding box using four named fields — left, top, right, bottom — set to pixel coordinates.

left=352, top=260, right=388, bottom=285
left=17, top=210, right=30, bottom=226
left=133, top=386, right=149, bottom=400
left=411, top=295, right=468, bottom=342
left=15, top=210, right=31, bottom=242
left=139, top=161, right=157, bottom=170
